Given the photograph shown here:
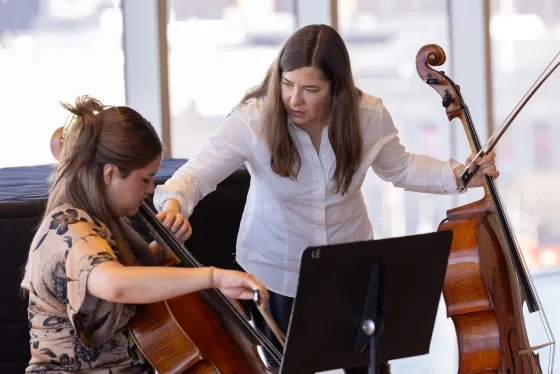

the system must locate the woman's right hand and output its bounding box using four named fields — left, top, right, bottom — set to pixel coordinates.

left=212, top=267, right=269, bottom=307
left=157, top=198, right=192, bottom=242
